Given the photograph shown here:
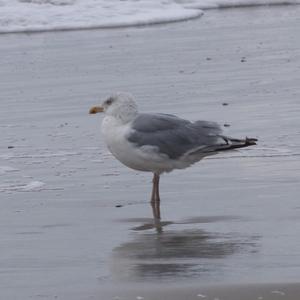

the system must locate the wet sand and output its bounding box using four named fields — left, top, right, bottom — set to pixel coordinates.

left=1, top=4, right=300, bottom=300
left=102, top=283, right=300, bottom=300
